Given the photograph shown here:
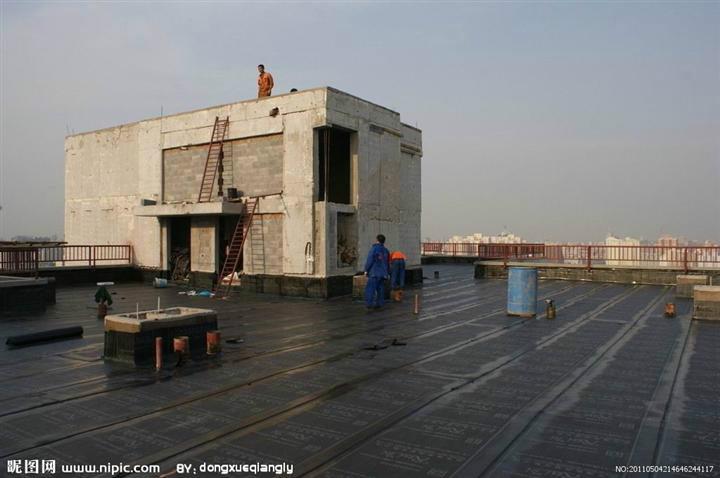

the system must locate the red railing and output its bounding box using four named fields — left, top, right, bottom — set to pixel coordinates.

left=421, top=242, right=545, bottom=260
left=421, top=243, right=720, bottom=272
left=0, top=245, right=133, bottom=274
left=0, top=247, right=39, bottom=274
left=542, top=244, right=720, bottom=272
